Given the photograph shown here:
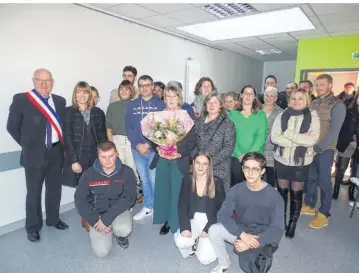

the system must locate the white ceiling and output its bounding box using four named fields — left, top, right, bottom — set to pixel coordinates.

left=86, top=3, right=359, bottom=62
